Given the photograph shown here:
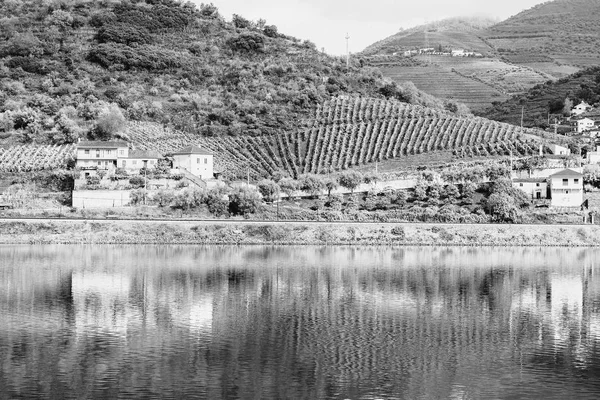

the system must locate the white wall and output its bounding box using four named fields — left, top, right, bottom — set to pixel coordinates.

left=72, top=190, right=131, bottom=208
left=173, top=154, right=213, bottom=180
